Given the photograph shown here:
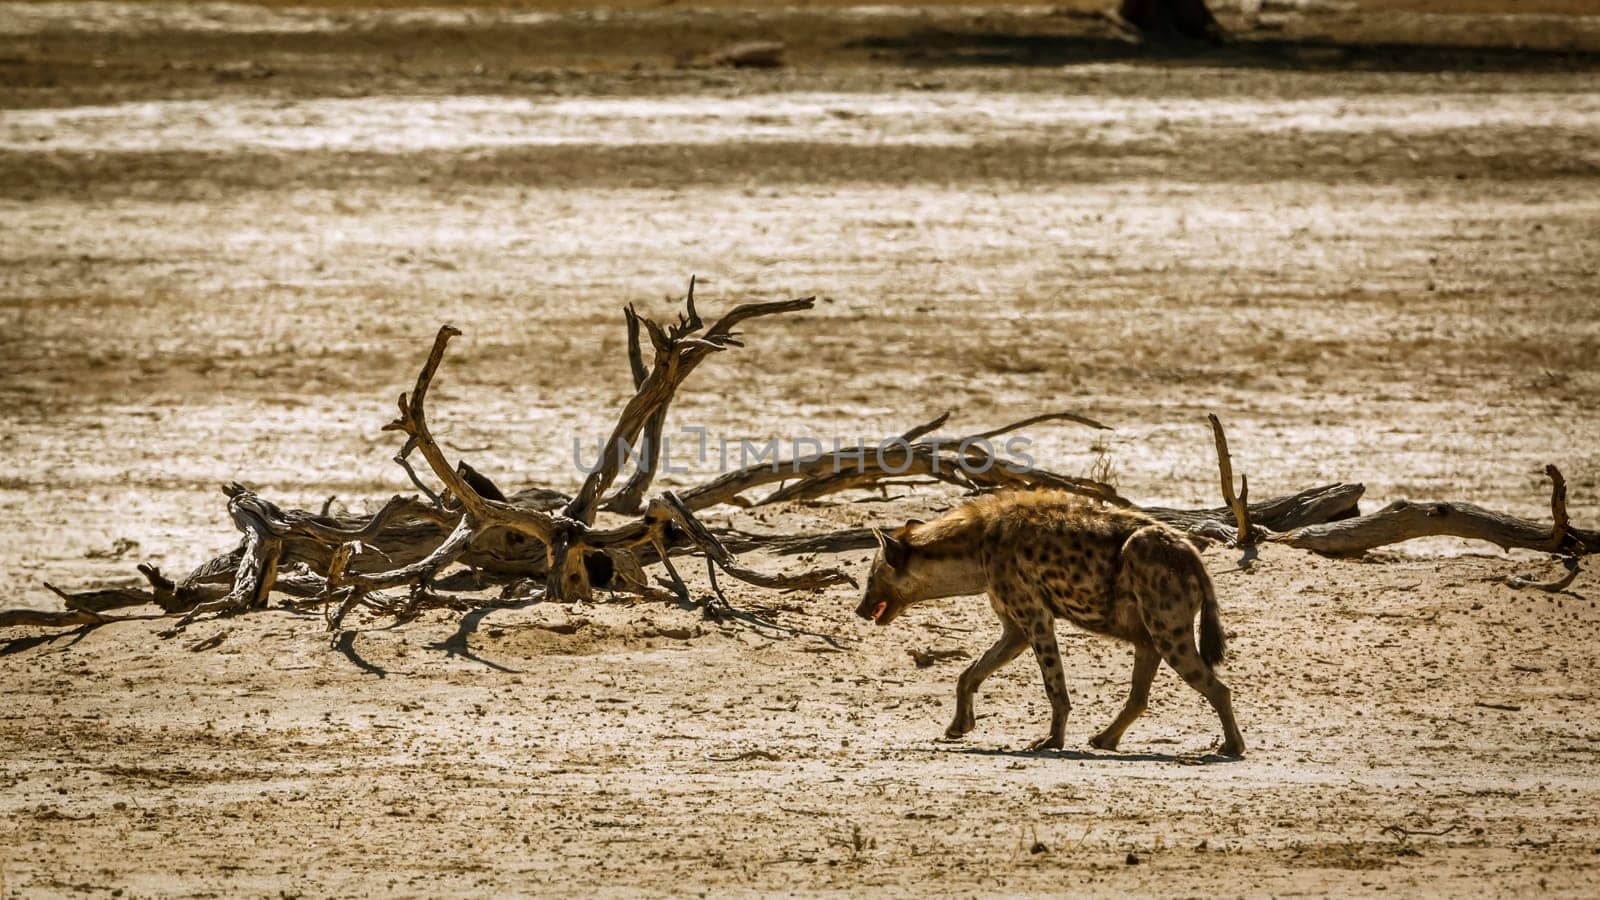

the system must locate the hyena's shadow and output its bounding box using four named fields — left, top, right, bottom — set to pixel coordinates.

left=938, top=745, right=1242, bottom=765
